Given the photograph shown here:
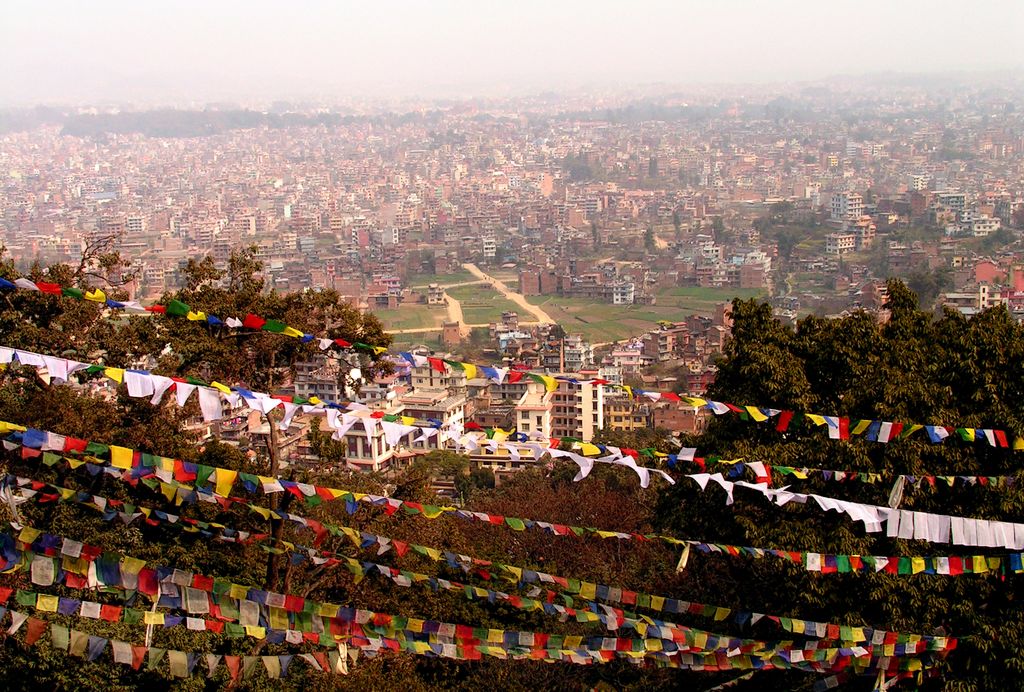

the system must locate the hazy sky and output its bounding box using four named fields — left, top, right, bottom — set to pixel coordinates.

left=2, top=0, right=1022, bottom=105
